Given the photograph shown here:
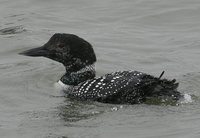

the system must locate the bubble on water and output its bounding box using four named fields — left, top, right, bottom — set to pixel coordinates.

left=111, top=107, right=118, bottom=111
